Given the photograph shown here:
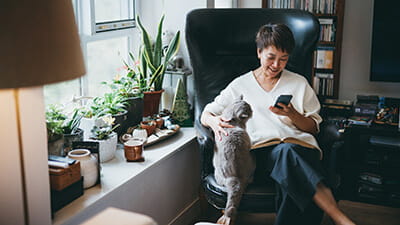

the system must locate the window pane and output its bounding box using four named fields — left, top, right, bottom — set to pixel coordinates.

left=44, top=78, right=81, bottom=110
left=86, top=36, right=128, bottom=97
left=215, top=0, right=233, bottom=8
left=95, top=0, right=133, bottom=23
